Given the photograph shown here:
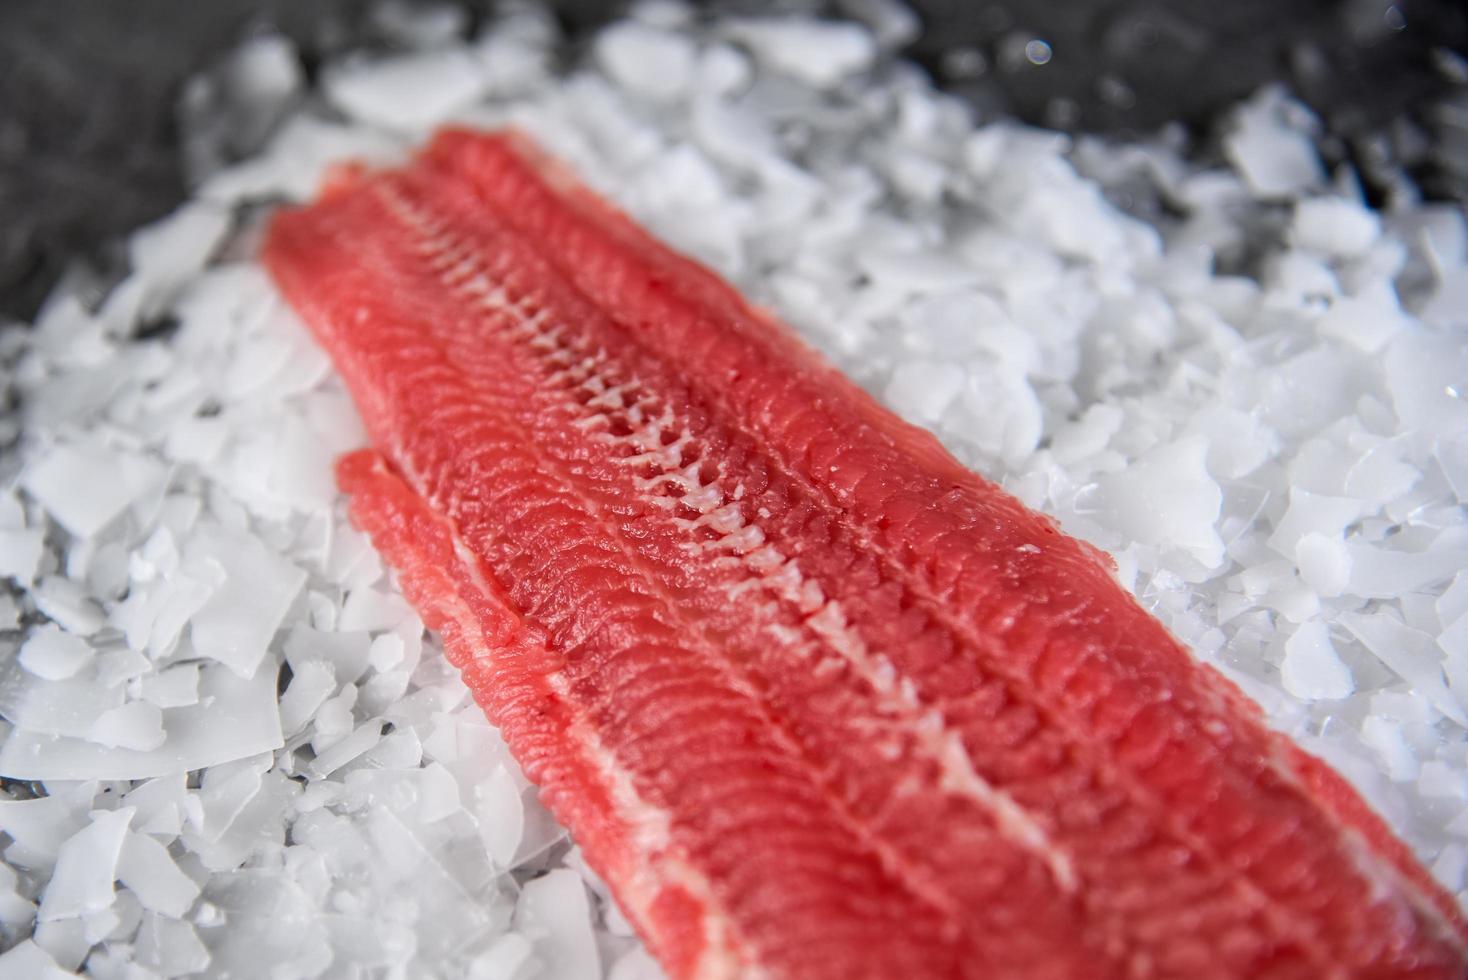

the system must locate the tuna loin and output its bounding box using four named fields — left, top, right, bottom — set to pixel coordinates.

left=263, top=130, right=1468, bottom=979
